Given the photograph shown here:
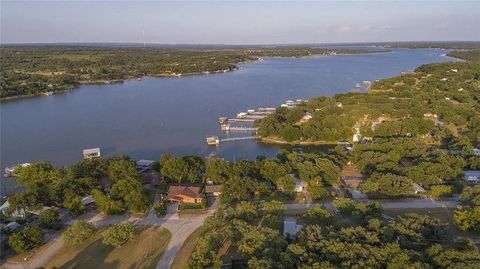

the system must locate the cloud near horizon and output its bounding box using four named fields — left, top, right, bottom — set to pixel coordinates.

left=1, top=1, right=479, bottom=44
